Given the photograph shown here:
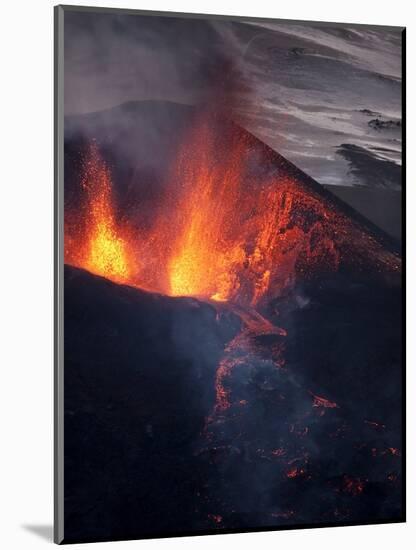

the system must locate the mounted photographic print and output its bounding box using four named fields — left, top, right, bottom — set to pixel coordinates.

left=54, top=5, right=405, bottom=544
